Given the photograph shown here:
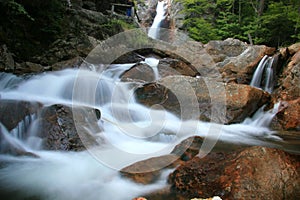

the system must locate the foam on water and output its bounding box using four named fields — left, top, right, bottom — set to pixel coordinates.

left=0, top=60, right=288, bottom=199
